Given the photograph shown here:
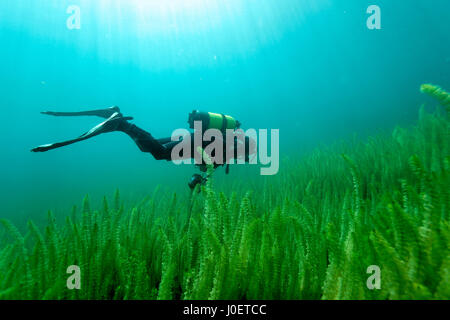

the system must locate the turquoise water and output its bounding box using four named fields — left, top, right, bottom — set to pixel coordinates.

left=0, top=0, right=449, bottom=223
